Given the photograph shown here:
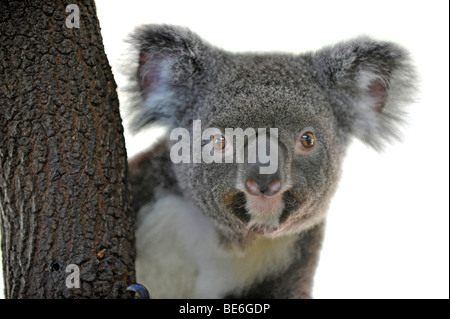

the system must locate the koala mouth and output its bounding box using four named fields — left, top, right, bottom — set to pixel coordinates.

left=220, top=190, right=303, bottom=232
left=246, top=194, right=284, bottom=227
left=247, top=194, right=283, bottom=213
